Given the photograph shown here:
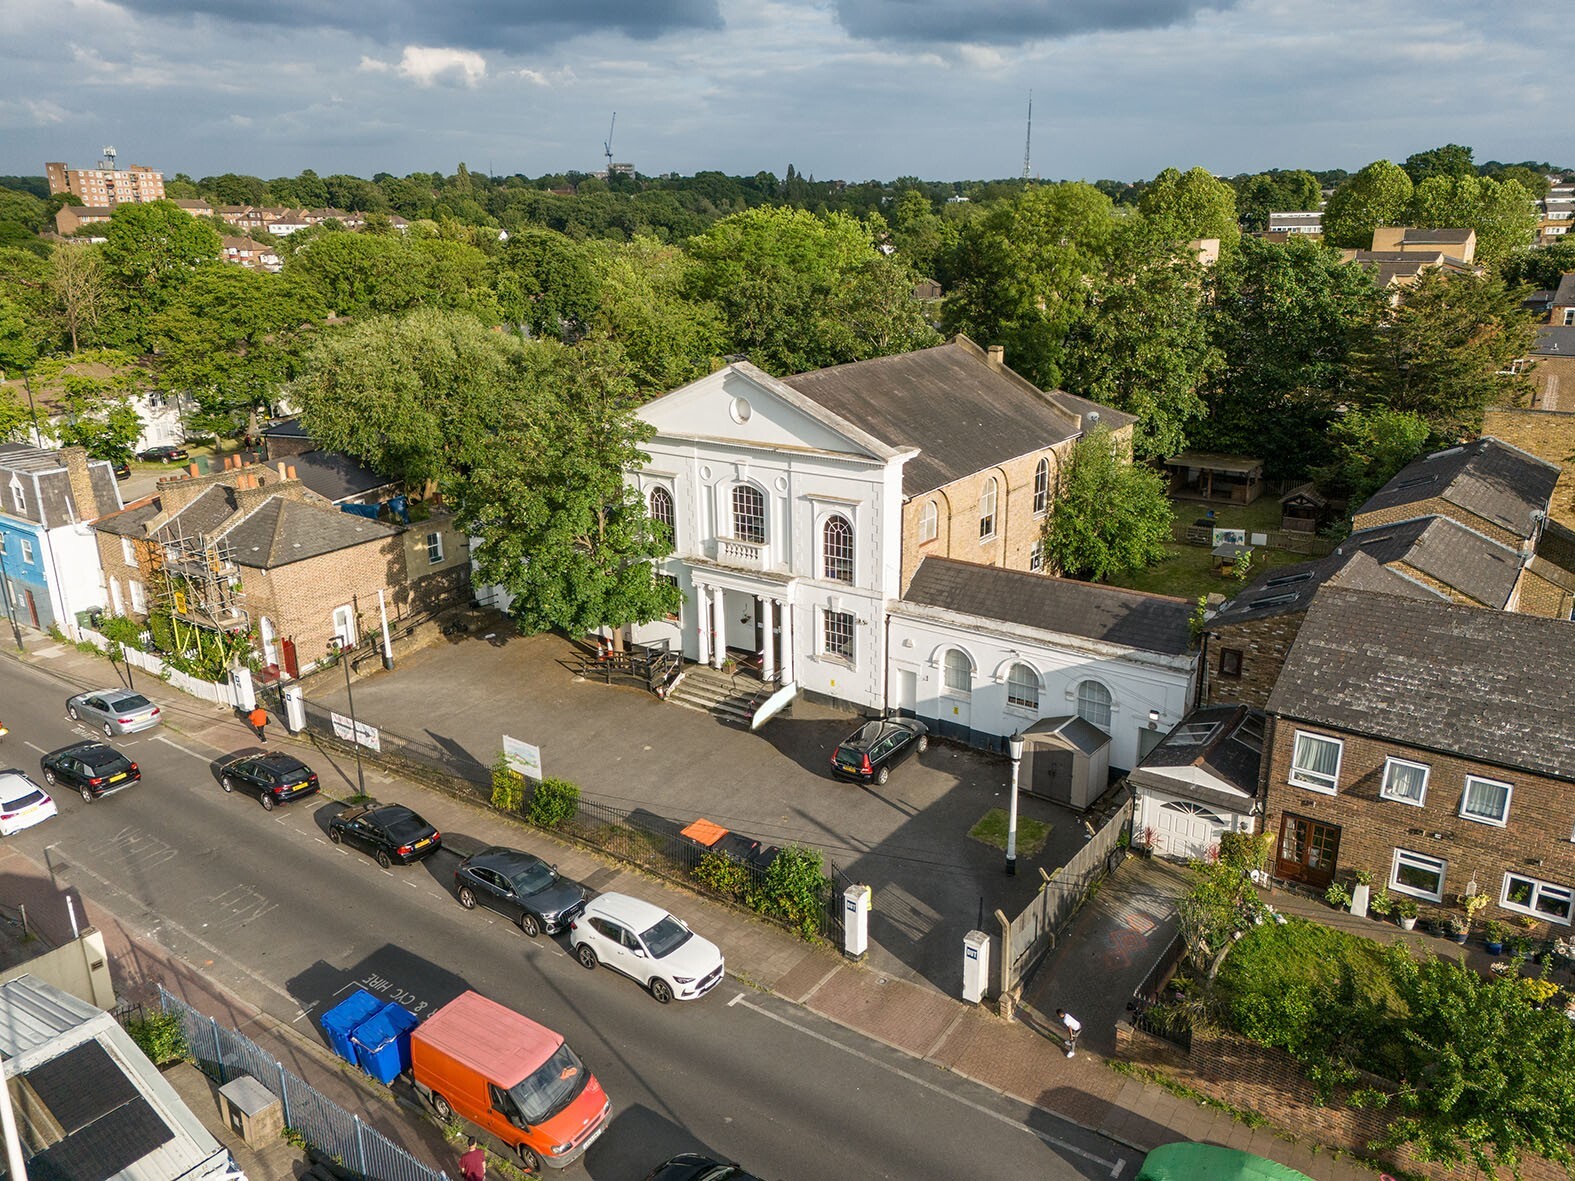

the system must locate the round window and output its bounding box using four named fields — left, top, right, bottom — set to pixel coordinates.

left=730, top=396, right=753, bottom=424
